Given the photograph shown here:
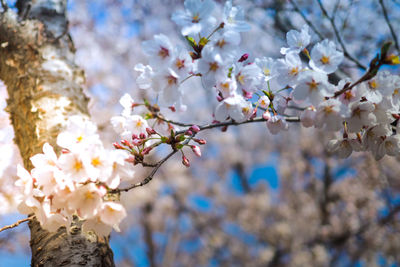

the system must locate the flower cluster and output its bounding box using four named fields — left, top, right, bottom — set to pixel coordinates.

left=111, top=94, right=206, bottom=168
left=15, top=116, right=128, bottom=235
left=133, top=0, right=400, bottom=160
